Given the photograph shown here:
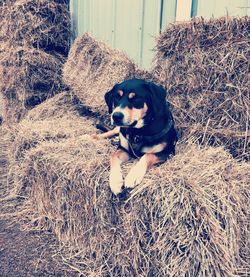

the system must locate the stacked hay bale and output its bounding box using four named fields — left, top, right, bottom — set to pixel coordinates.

left=10, top=139, right=249, bottom=276
left=3, top=9, right=249, bottom=276
left=0, top=0, right=70, bottom=123
left=153, top=17, right=250, bottom=159
left=0, top=46, right=65, bottom=122
left=63, top=33, right=156, bottom=116
left=25, top=91, right=86, bottom=121
left=0, top=0, right=70, bottom=54
left=7, top=92, right=92, bottom=160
